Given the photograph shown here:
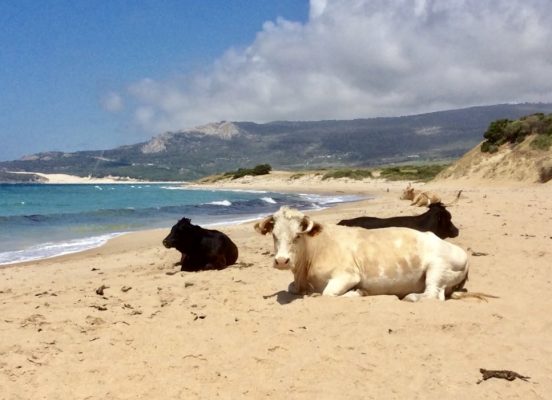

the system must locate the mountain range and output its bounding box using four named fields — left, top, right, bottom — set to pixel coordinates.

left=2, top=103, right=552, bottom=182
